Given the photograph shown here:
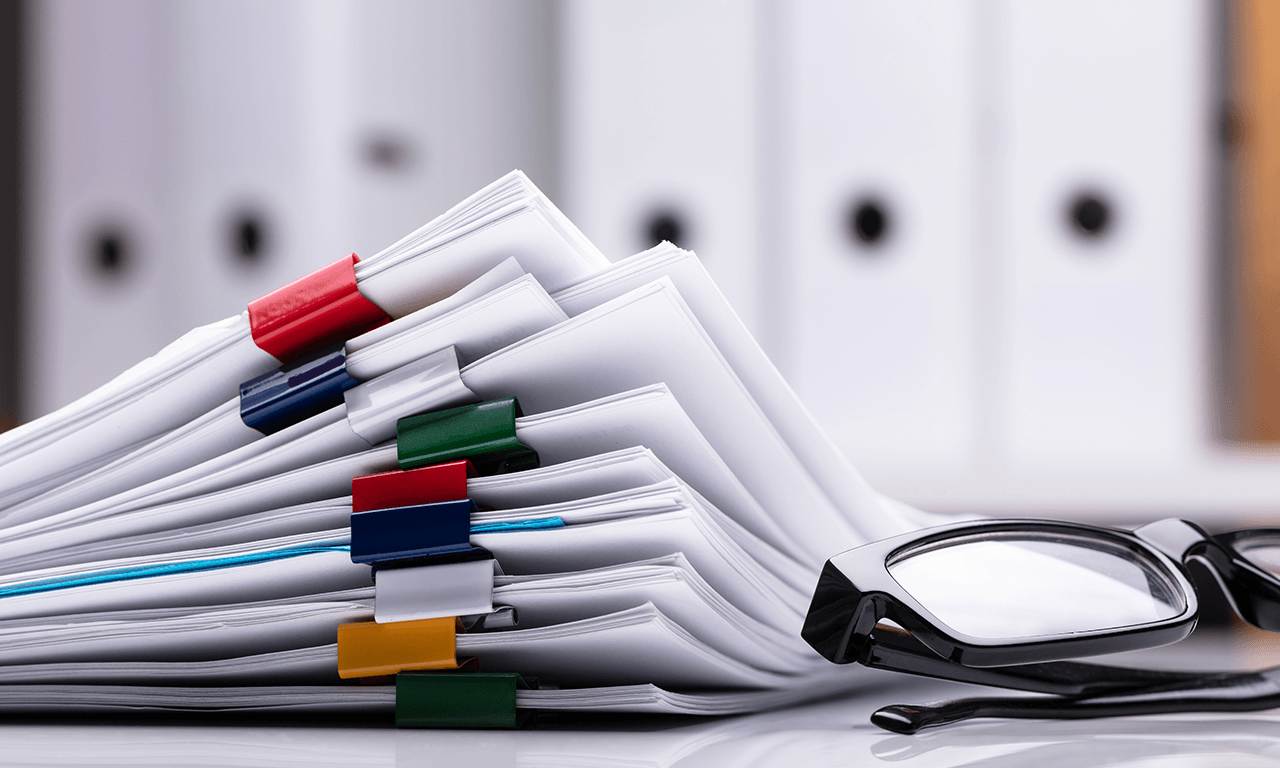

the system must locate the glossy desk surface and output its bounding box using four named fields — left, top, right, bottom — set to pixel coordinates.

left=3, top=631, right=1280, bottom=767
